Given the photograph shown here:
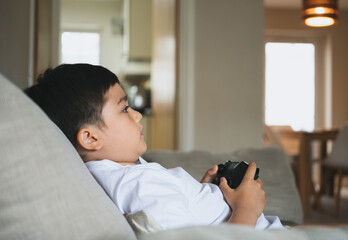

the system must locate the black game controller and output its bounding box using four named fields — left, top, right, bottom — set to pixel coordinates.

left=213, top=161, right=260, bottom=189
